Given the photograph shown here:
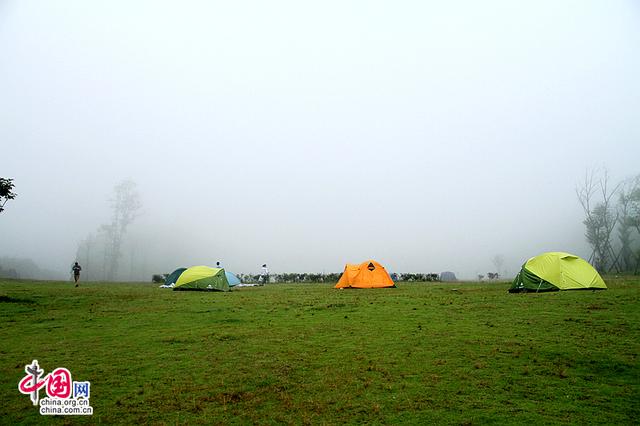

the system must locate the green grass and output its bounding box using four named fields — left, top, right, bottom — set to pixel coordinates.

left=1, top=277, right=638, bottom=425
